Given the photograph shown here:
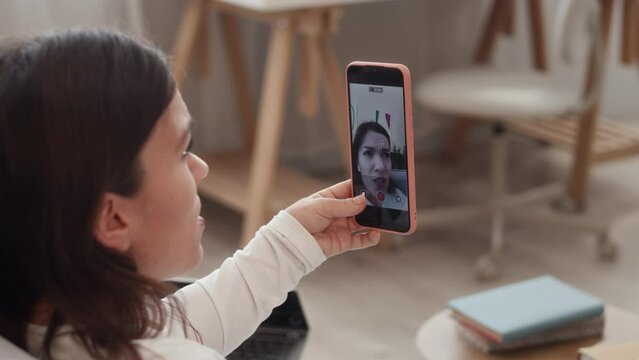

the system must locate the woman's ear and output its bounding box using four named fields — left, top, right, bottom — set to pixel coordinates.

left=93, top=193, right=133, bottom=253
